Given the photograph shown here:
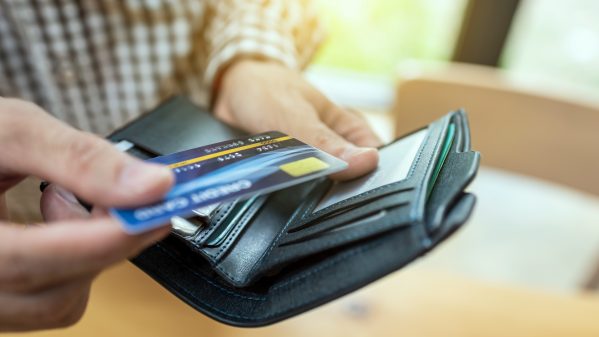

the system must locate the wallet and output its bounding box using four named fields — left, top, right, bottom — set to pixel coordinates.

left=107, top=96, right=480, bottom=327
